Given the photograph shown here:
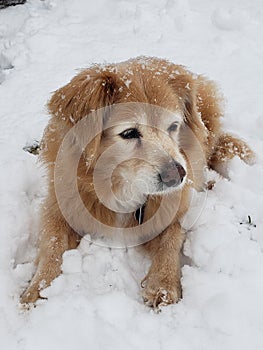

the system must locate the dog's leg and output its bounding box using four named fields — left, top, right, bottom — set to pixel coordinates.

left=209, top=133, right=255, bottom=170
left=142, top=222, right=184, bottom=309
left=20, top=215, right=79, bottom=305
